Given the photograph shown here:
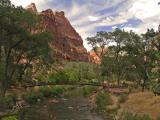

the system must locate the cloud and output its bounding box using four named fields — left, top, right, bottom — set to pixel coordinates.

left=10, top=0, right=53, bottom=11
left=97, top=0, right=160, bottom=33
left=88, top=16, right=99, bottom=22
left=10, top=0, right=160, bottom=50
